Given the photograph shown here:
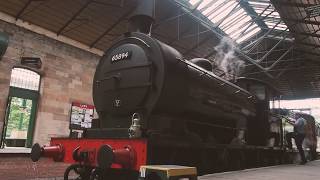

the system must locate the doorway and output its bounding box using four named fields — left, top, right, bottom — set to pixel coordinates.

left=1, top=67, right=40, bottom=148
